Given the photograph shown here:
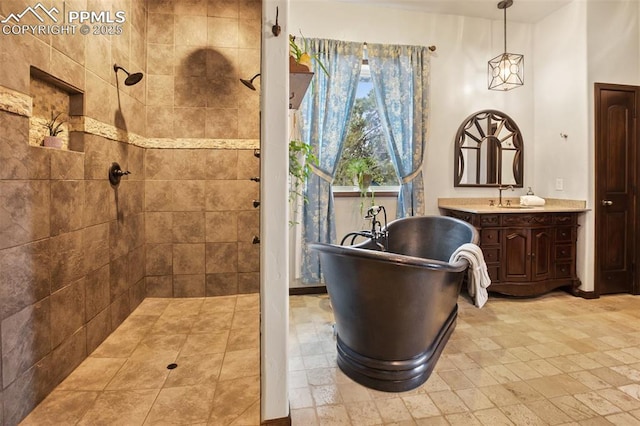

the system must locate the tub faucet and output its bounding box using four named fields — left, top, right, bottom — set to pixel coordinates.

left=498, top=185, right=514, bottom=207
left=339, top=205, right=388, bottom=249
left=365, top=205, right=388, bottom=251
